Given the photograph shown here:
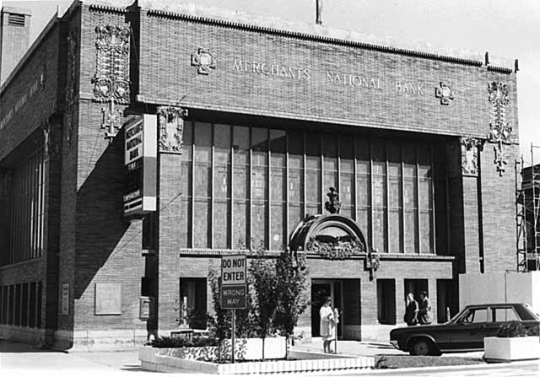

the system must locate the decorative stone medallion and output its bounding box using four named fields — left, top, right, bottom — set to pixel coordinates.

left=157, top=106, right=188, bottom=153
left=435, top=82, right=454, bottom=105
left=191, top=47, right=216, bottom=75
left=92, top=25, right=130, bottom=104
